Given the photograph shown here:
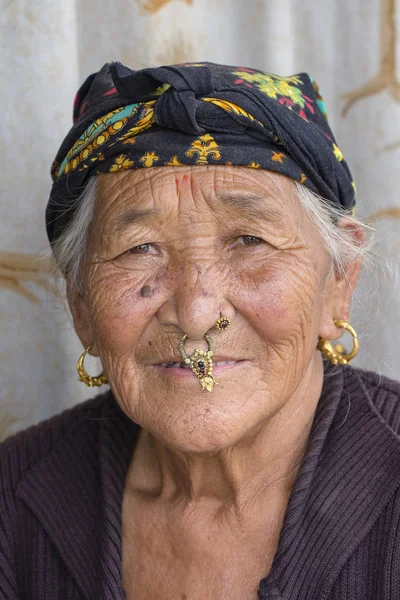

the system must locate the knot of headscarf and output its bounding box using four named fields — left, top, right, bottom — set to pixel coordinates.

left=47, top=61, right=356, bottom=246
left=111, top=63, right=216, bottom=134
